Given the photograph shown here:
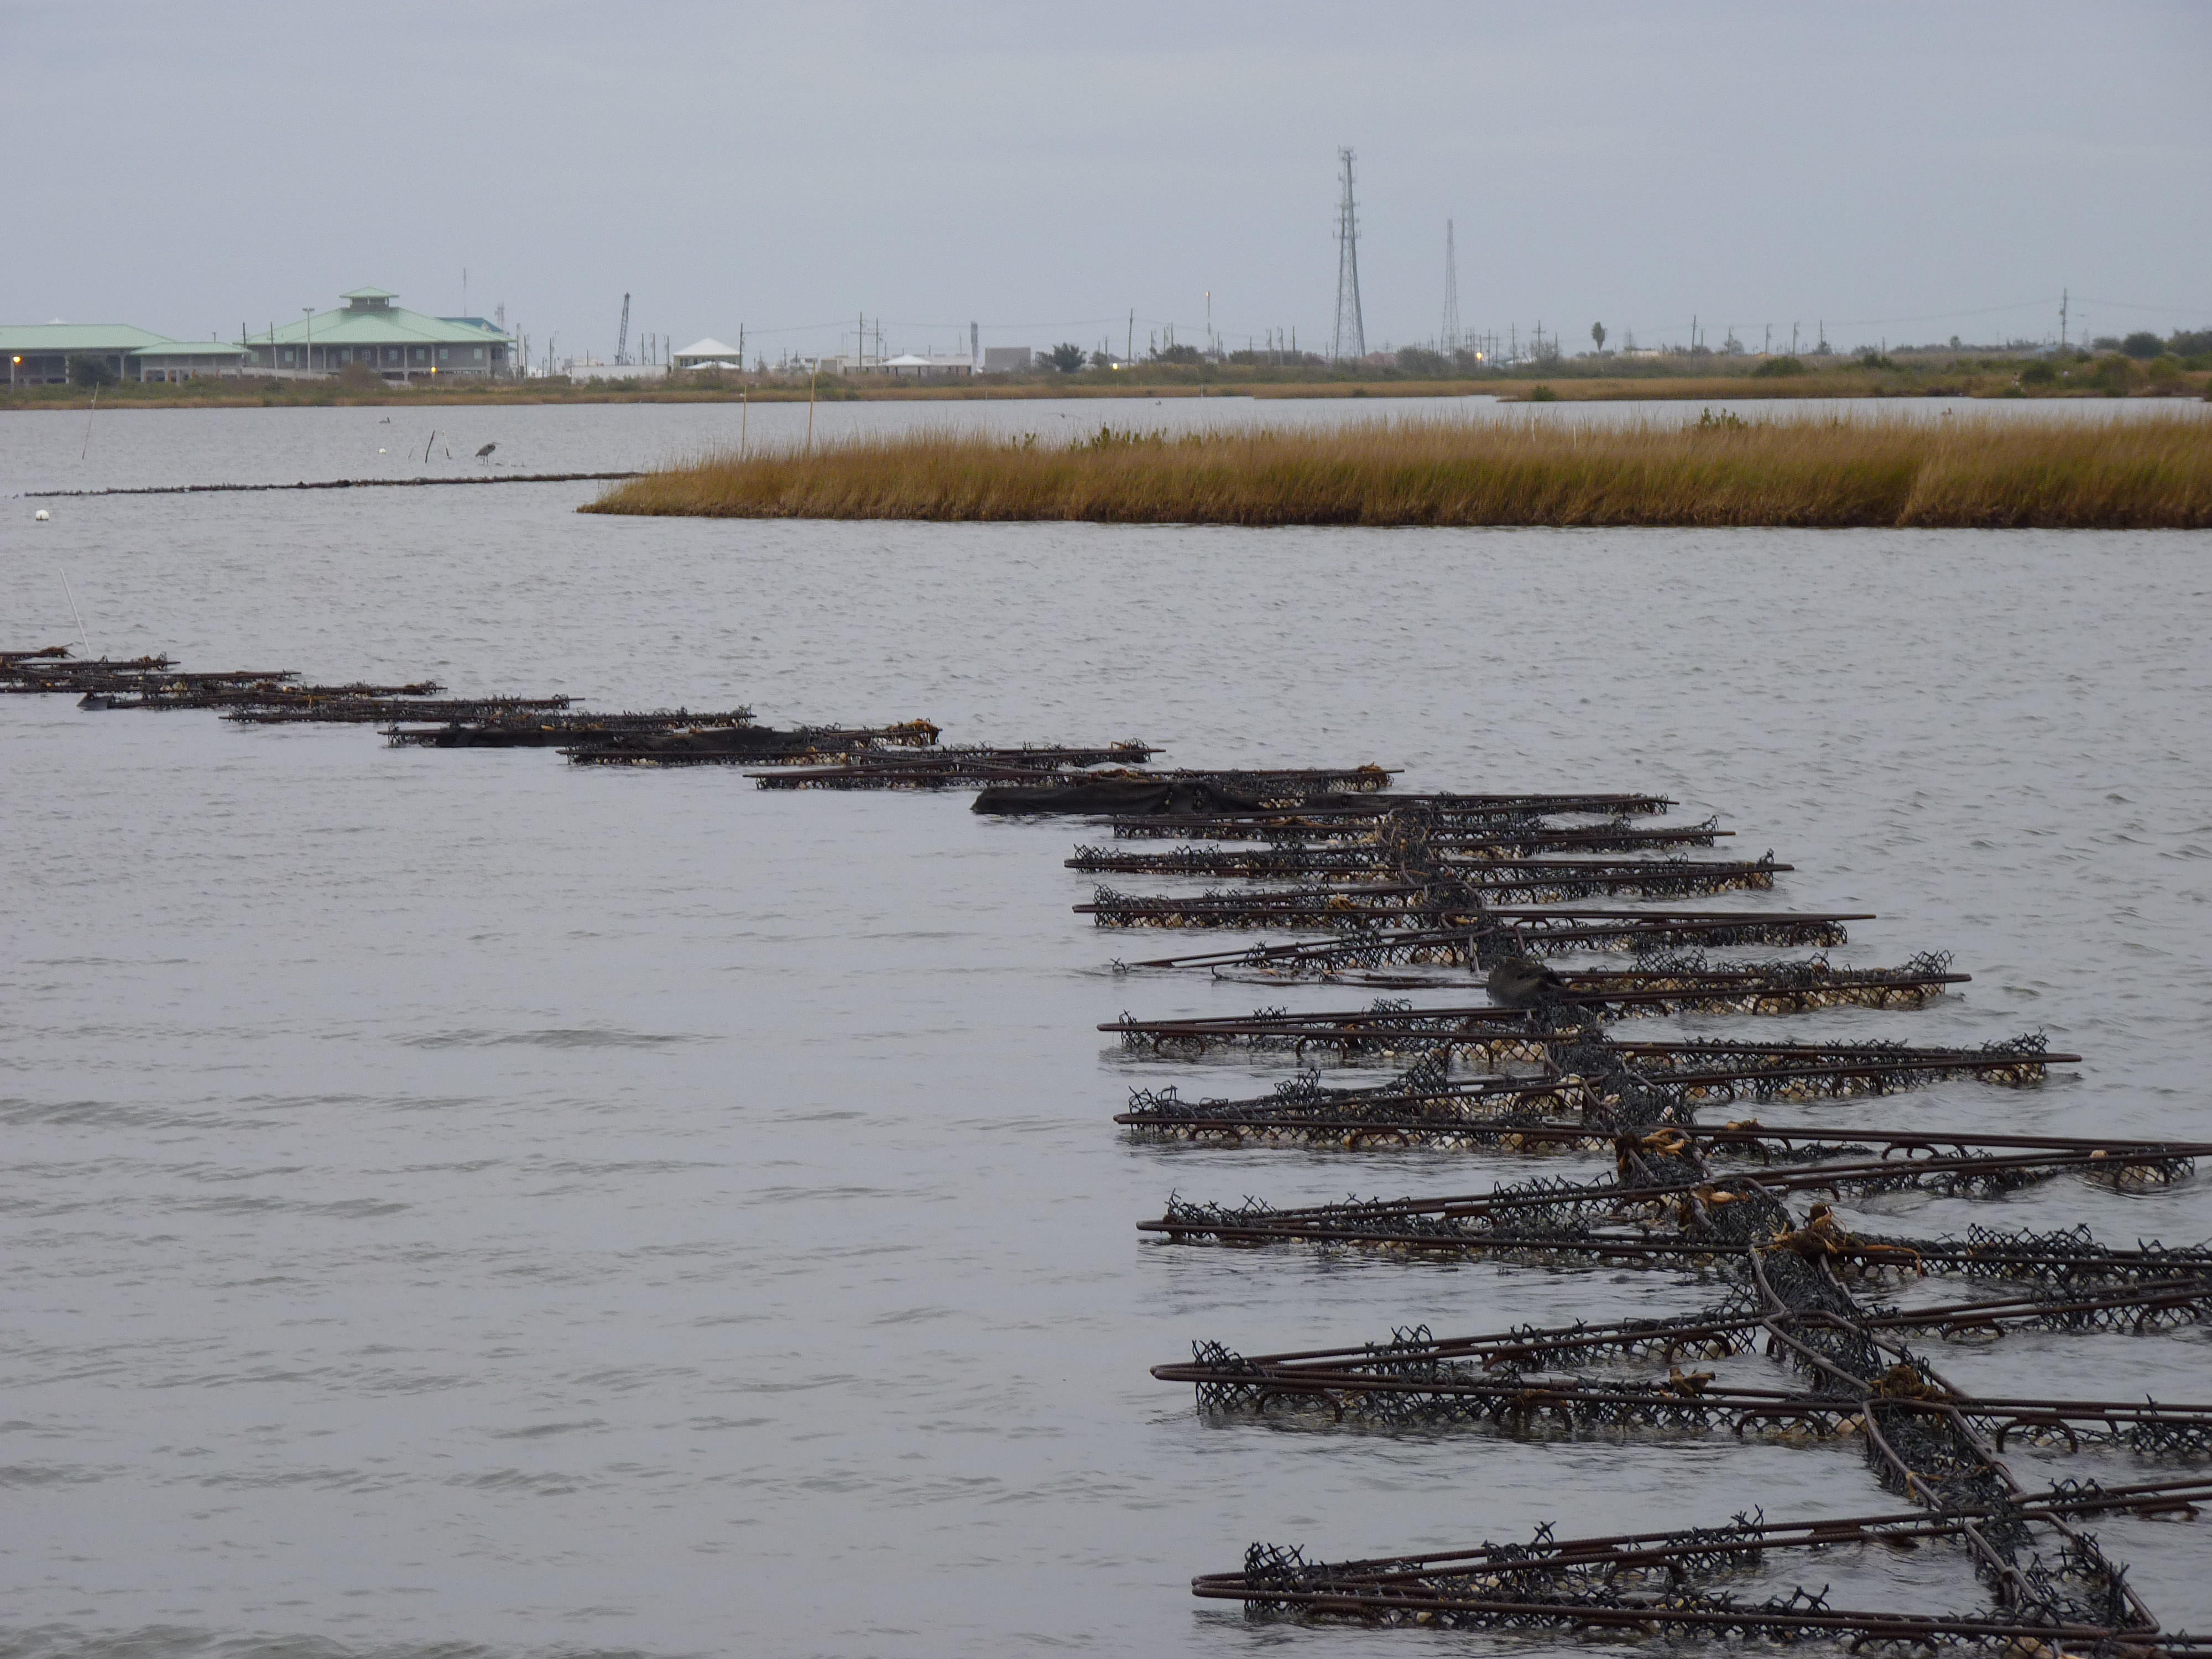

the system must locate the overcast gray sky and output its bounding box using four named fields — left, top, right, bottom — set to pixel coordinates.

left=8, top=1, right=2208, bottom=362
